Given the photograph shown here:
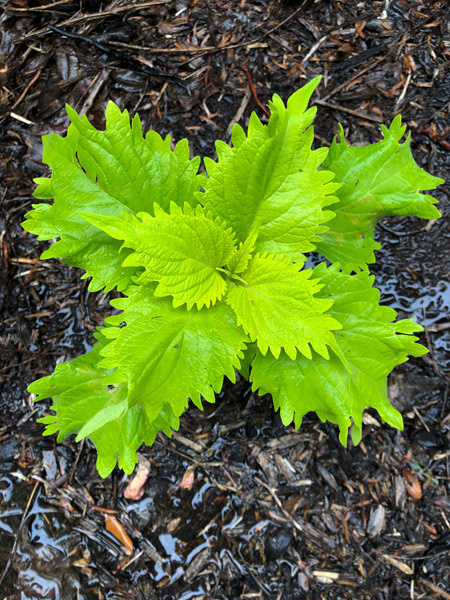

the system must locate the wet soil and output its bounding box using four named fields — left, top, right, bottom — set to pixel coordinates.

left=1, top=0, right=449, bottom=598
